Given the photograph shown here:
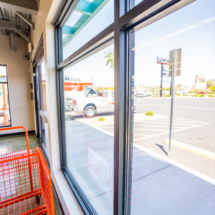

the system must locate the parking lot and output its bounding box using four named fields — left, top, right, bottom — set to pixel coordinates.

left=74, top=97, right=215, bottom=179
left=99, top=115, right=209, bottom=141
